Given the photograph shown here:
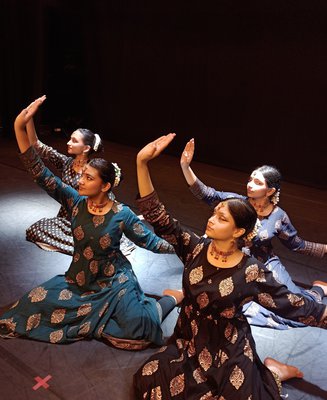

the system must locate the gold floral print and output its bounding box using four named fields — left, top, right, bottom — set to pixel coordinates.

left=170, top=373, right=185, bottom=396
left=225, top=322, right=238, bottom=344
left=0, top=317, right=17, bottom=332
left=83, top=246, right=94, bottom=260
left=58, top=289, right=73, bottom=300
left=142, top=360, right=159, bottom=376
left=73, top=253, right=80, bottom=263
left=26, top=313, right=41, bottom=331
left=244, top=338, right=253, bottom=362
left=133, top=222, right=145, bottom=235
left=150, top=386, right=162, bottom=400
left=44, top=176, right=57, bottom=191
left=157, top=345, right=167, bottom=353
left=99, top=233, right=111, bottom=249
left=51, top=309, right=66, bottom=324
left=176, top=338, right=187, bottom=350
left=118, top=273, right=128, bottom=284
left=97, top=324, right=105, bottom=336
left=28, top=286, right=48, bottom=303
left=229, top=365, right=244, bottom=390
left=162, top=234, right=178, bottom=245
left=258, top=293, right=277, bottom=308
left=10, top=300, right=19, bottom=309
left=193, top=367, right=207, bottom=384
left=89, top=260, right=99, bottom=274
left=245, top=264, right=259, bottom=282
left=220, top=305, right=236, bottom=319
left=81, top=291, right=95, bottom=297
left=219, top=277, right=234, bottom=297
left=99, top=302, right=109, bottom=317
left=93, top=215, right=105, bottom=228
left=97, top=280, right=107, bottom=289
left=78, top=321, right=91, bottom=336
left=299, top=315, right=317, bottom=326
left=49, top=329, right=64, bottom=343
left=77, top=303, right=92, bottom=317
left=181, top=231, right=191, bottom=245
left=216, top=350, right=229, bottom=367
left=200, top=392, right=217, bottom=400
left=187, top=339, right=196, bottom=357
left=287, top=293, right=305, bottom=307
left=170, top=353, right=184, bottom=363
left=191, top=243, right=204, bottom=260
left=196, top=292, right=209, bottom=309
left=198, top=347, right=212, bottom=371
left=191, top=319, right=198, bottom=337
left=185, top=304, right=193, bottom=319
left=104, top=263, right=115, bottom=277
left=73, top=225, right=85, bottom=241
left=76, top=271, right=86, bottom=286
left=118, top=289, right=127, bottom=299
left=65, top=276, right=75, bottom=284
left=189, top=266, right=204, bottom=285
